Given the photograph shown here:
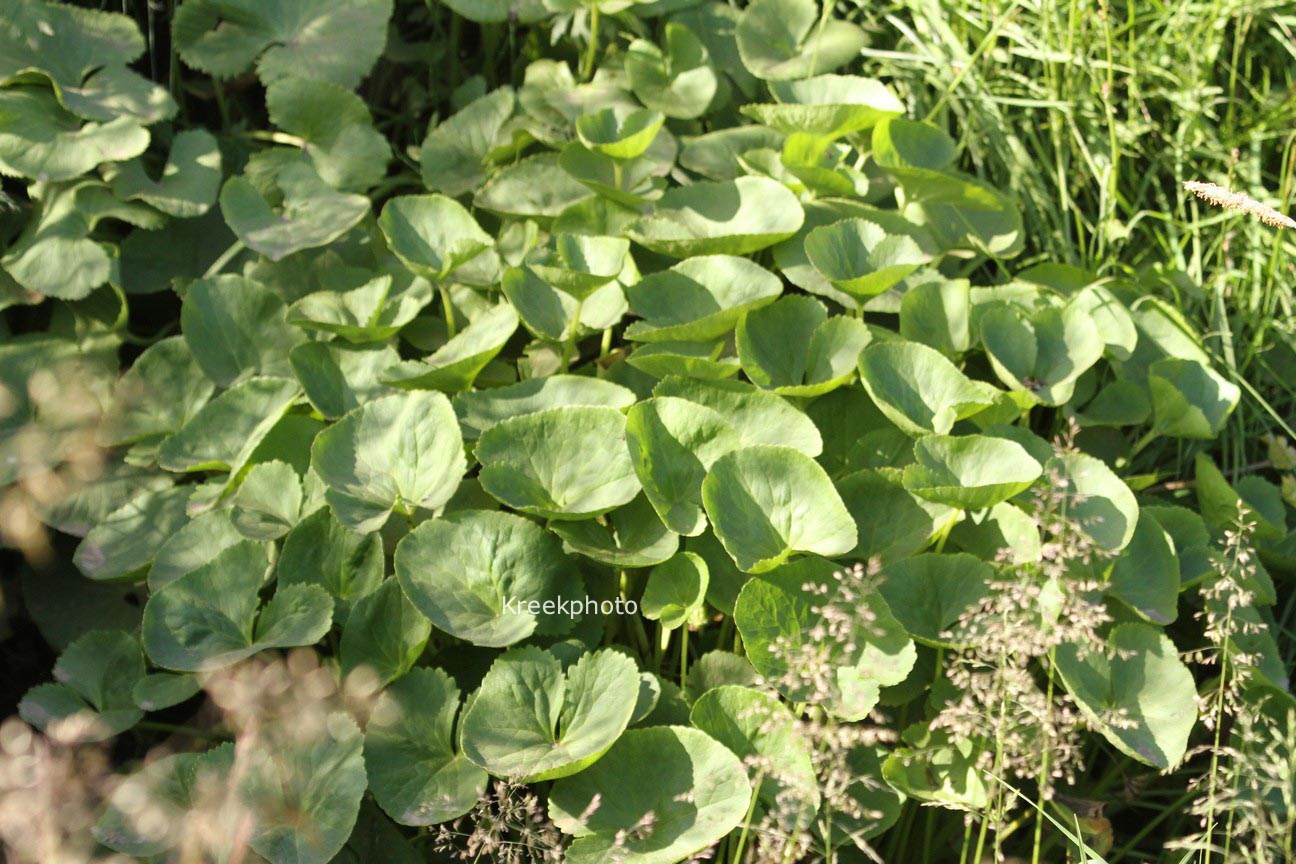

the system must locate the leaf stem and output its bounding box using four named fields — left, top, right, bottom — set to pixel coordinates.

left=203, top=240, right=245, bottom=279
left=581, top=5, right=600, bottom=81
